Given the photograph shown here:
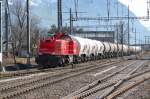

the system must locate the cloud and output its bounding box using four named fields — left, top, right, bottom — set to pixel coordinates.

left=119, top=0, right=150, bottom=30
left=20, top=0, right=40, bottom=6
left=29, top=0, right=42, bottom=6
left=30, top=1, right=39, bottom=6
left=50, top=0, right=57, bottom=3
left=8, top=0, right=13, bottom=5
left=119, top=0, right=147, bottom=16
